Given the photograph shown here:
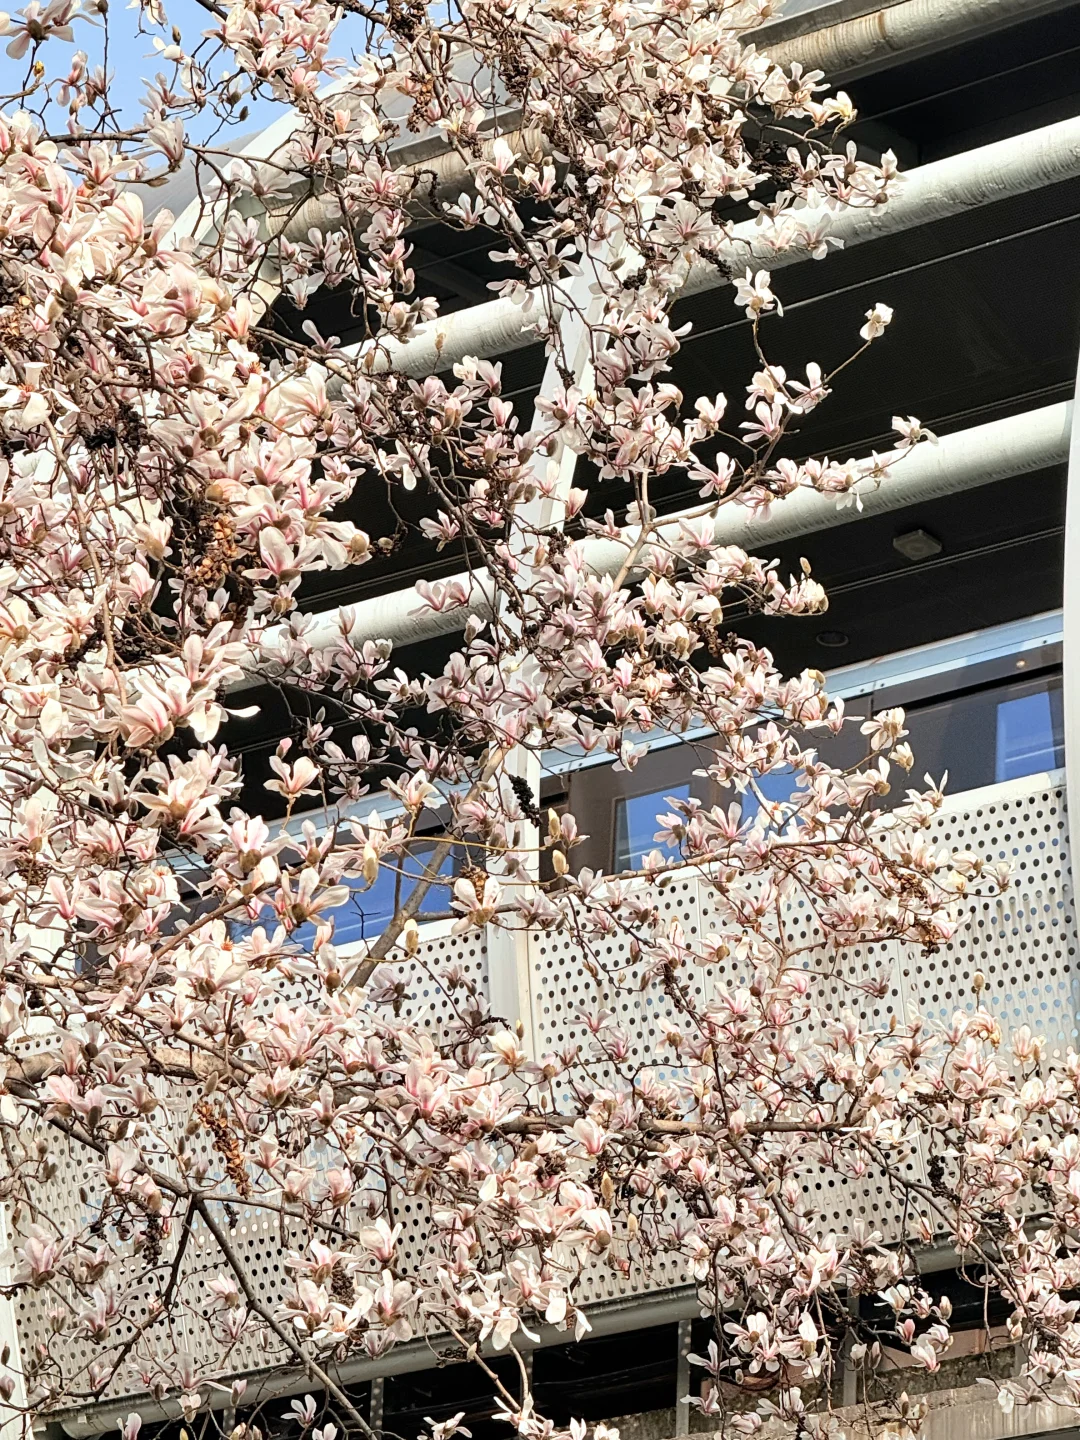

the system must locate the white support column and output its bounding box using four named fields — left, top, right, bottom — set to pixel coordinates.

left=0, top=1203, right=28, bottom=1440
left=1062, top=353, right=1080, bottom=856
left=484, top=266, right=605, bottom=1053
